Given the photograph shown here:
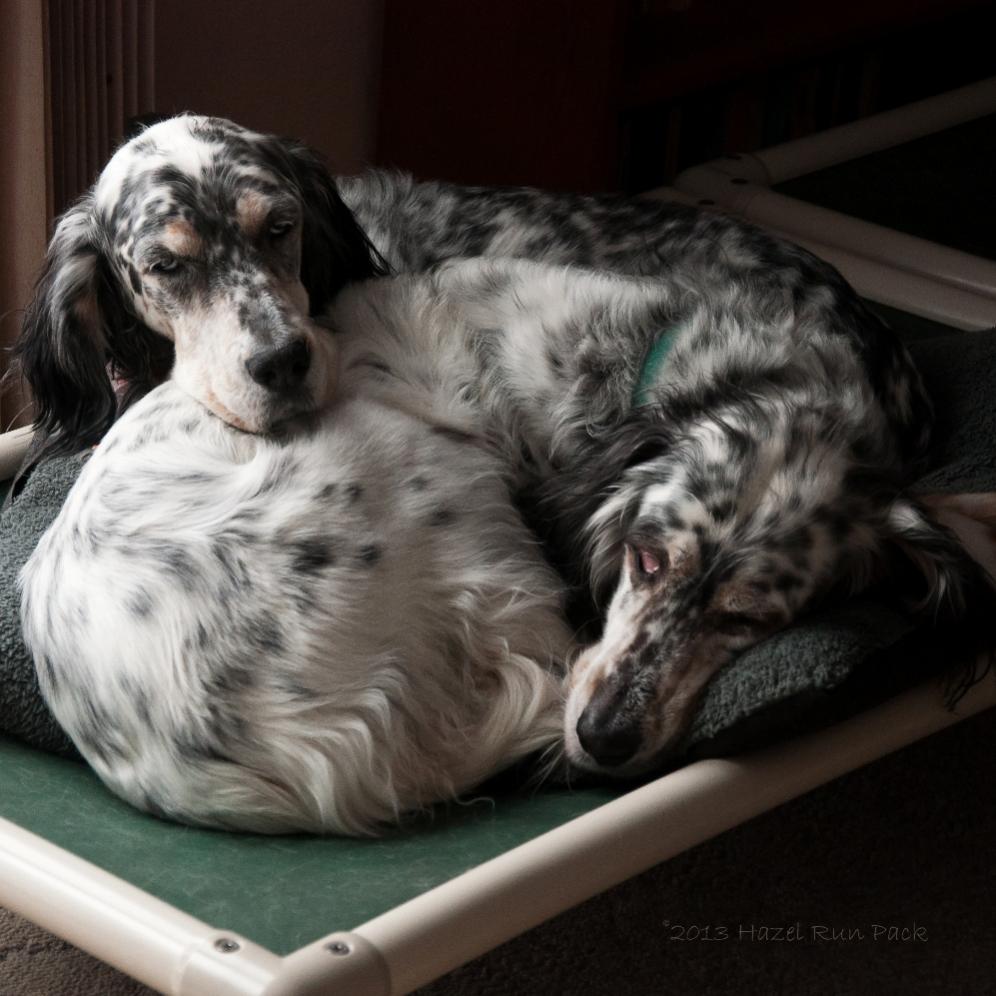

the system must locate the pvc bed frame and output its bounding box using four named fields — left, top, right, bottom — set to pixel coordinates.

left=2, top=136, right=996, bottom=991
left=670, top=76, right=996, bottom=331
